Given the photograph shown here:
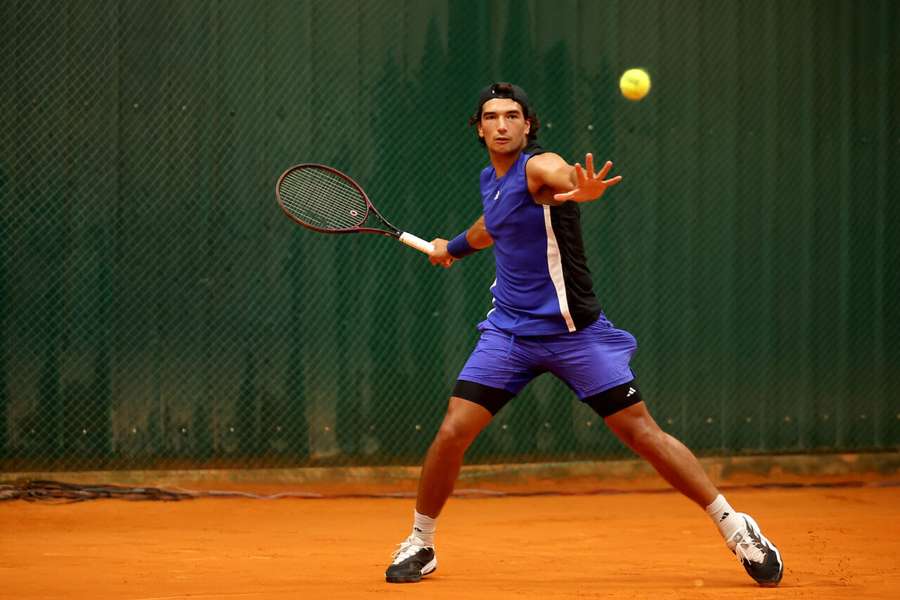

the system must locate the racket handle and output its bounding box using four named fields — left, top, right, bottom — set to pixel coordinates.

left=399, top=232, right=435, bottom=255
